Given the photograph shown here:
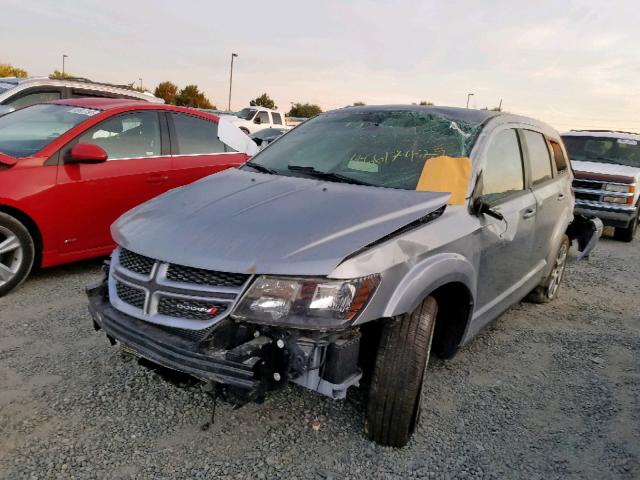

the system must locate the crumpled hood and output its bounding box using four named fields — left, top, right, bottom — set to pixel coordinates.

left=112, top=169, right=449, bottom=276
left=572, top=160, right=640, bottom=181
